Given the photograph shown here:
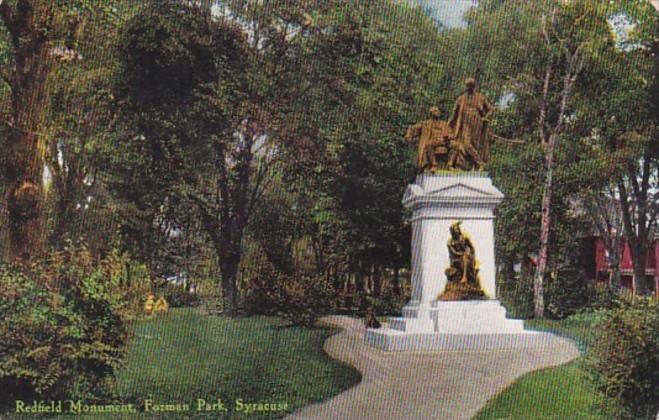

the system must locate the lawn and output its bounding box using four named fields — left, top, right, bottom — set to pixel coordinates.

left=475, top=314, right=614, bottom=420
left=83, top=308, right=360, bottom=419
